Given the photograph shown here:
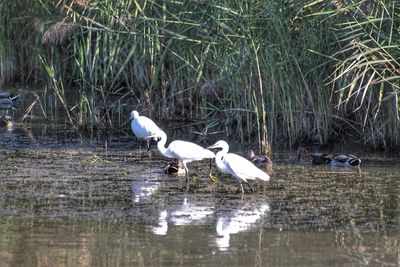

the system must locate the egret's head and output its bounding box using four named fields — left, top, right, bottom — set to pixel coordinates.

left=130, top=110, right=139, bottom=121
left=152, top=130, right=167, bottom=142
left=207, top=140, right=228, bottom=151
